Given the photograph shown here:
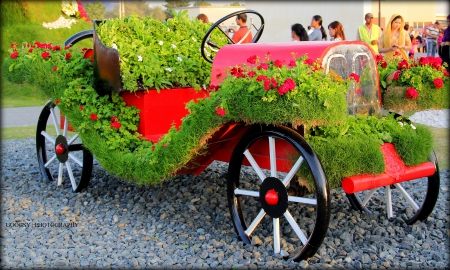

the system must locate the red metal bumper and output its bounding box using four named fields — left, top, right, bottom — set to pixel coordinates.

left=342, top=143, right=436, bottom=194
